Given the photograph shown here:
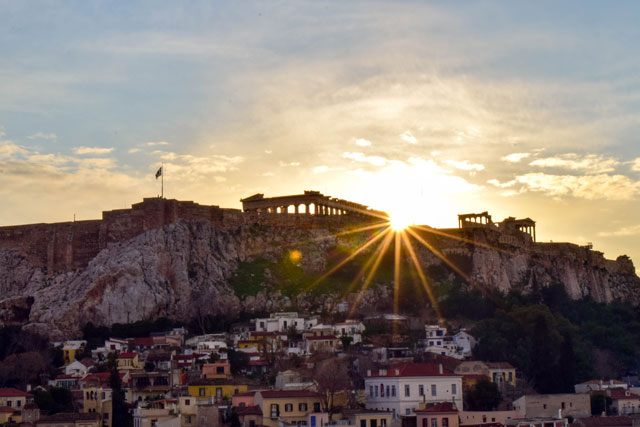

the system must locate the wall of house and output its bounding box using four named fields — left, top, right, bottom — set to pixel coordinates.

left=513, top=394, right=591, bottom=418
